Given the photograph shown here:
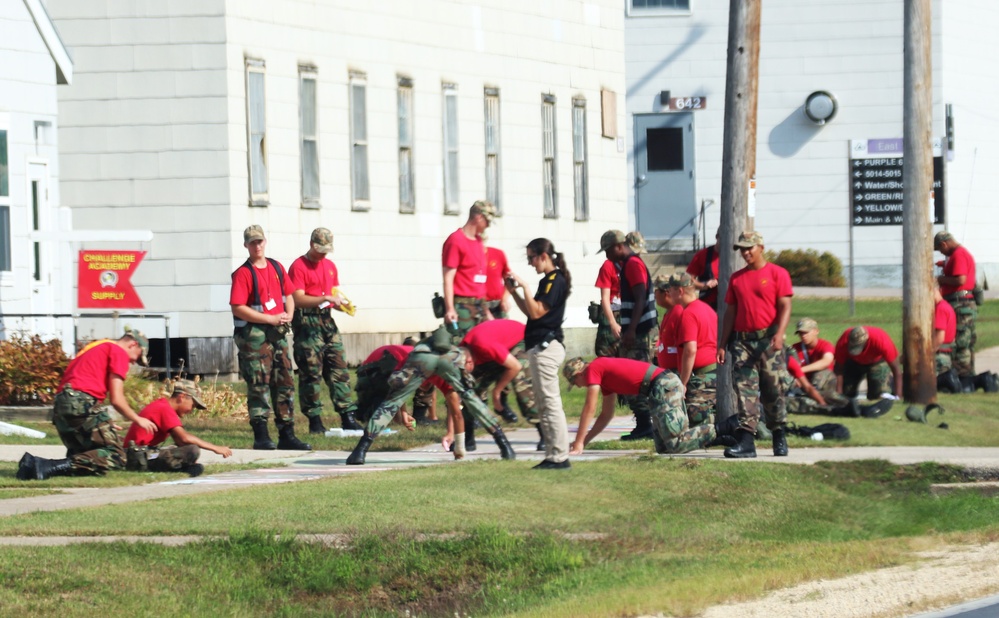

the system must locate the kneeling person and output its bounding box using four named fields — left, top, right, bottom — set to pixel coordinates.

left=123, top=379, right=233, bottom=476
